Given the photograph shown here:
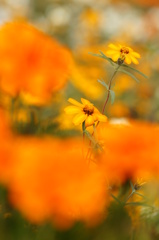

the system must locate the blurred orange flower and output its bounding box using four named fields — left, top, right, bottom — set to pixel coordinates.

left=106, top=44, right=140, bottom=64
left=98, top=121, right=159, bottom=182
left=0, top=21, right=73, bottom=103
left=64, top=98, right=107, bottom=127
left=7, top=137, right=108, bottom=228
